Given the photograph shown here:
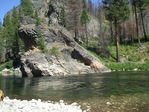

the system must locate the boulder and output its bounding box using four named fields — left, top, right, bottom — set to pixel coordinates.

left=18, top=20, right=110, bottom=76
